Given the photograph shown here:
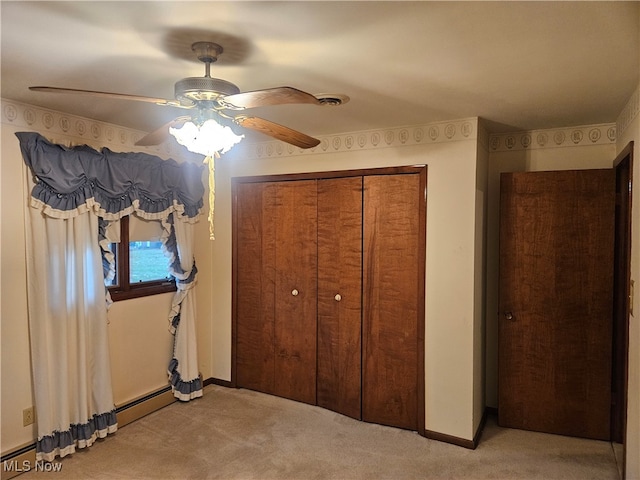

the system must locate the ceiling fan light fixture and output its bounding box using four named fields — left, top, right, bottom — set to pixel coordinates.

left=169, top=118, right=244, bottom=156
